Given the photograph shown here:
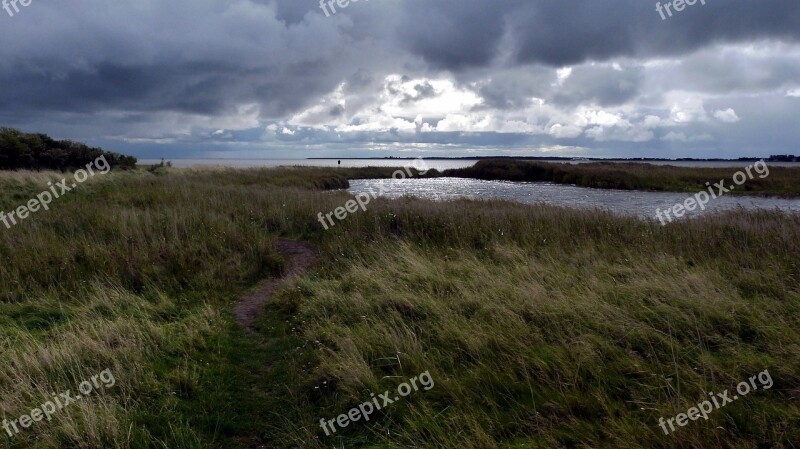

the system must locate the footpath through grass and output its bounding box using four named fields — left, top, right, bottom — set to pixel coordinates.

left=0, top=166, right=798, bottom=448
